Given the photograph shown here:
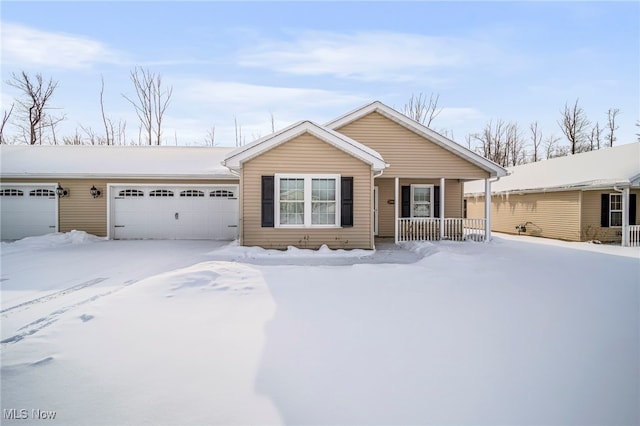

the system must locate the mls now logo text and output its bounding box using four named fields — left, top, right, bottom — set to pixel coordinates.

left=4, top=409, right=57, bottom=420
